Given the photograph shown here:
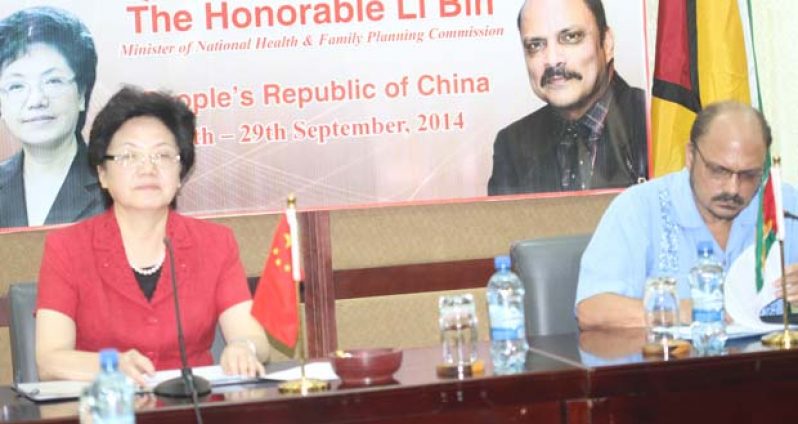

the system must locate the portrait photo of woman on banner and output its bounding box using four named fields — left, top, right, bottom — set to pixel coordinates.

left=0, top=6, right=104, bottom=228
